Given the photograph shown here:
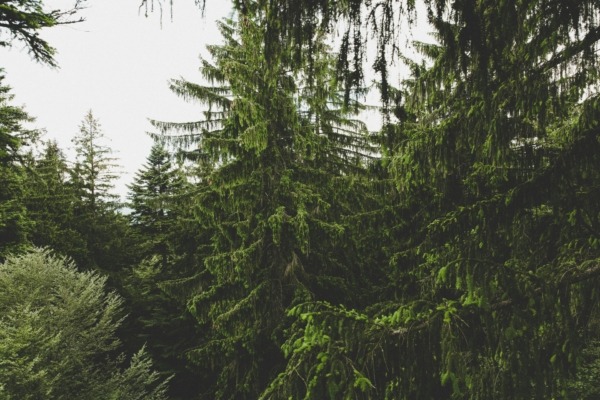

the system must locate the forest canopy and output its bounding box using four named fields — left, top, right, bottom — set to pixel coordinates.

left=1, top=0, right=599, bottom=399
